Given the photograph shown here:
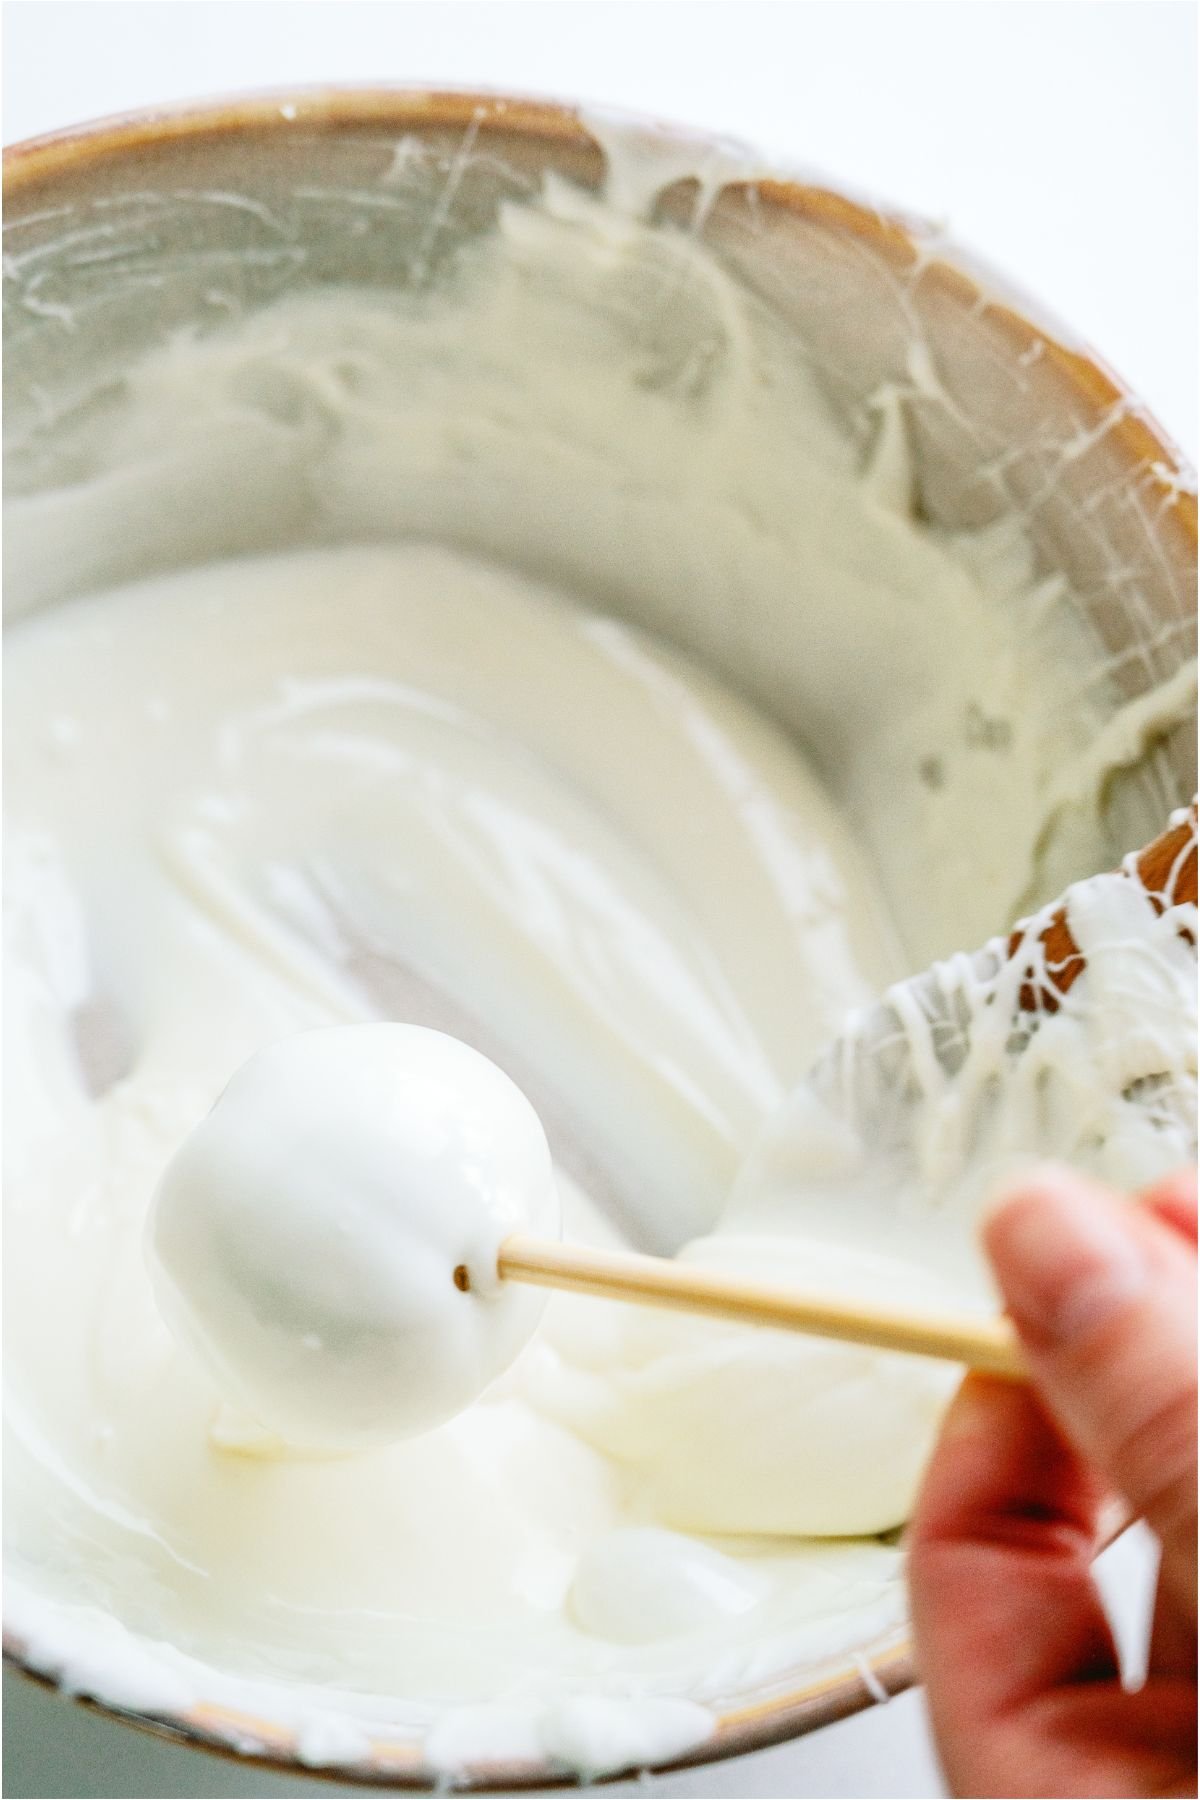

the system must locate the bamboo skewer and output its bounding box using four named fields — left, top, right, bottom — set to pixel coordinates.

left=498, top=1234, right=1026, bottom=1378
